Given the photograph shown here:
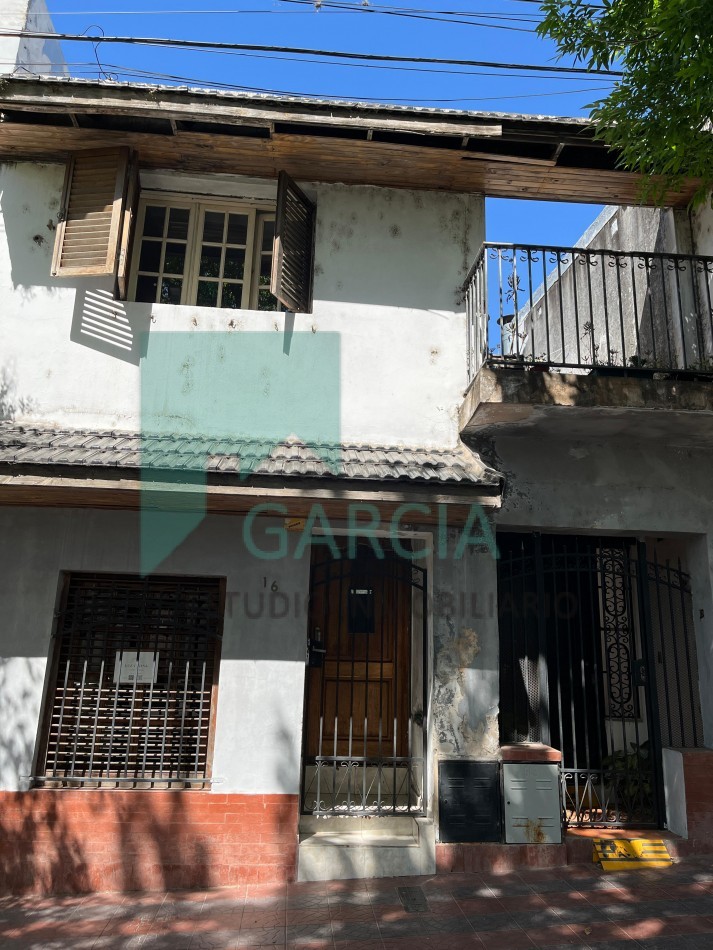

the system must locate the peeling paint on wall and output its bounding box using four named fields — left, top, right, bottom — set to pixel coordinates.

left=433, top=620, right=499, bottom=757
